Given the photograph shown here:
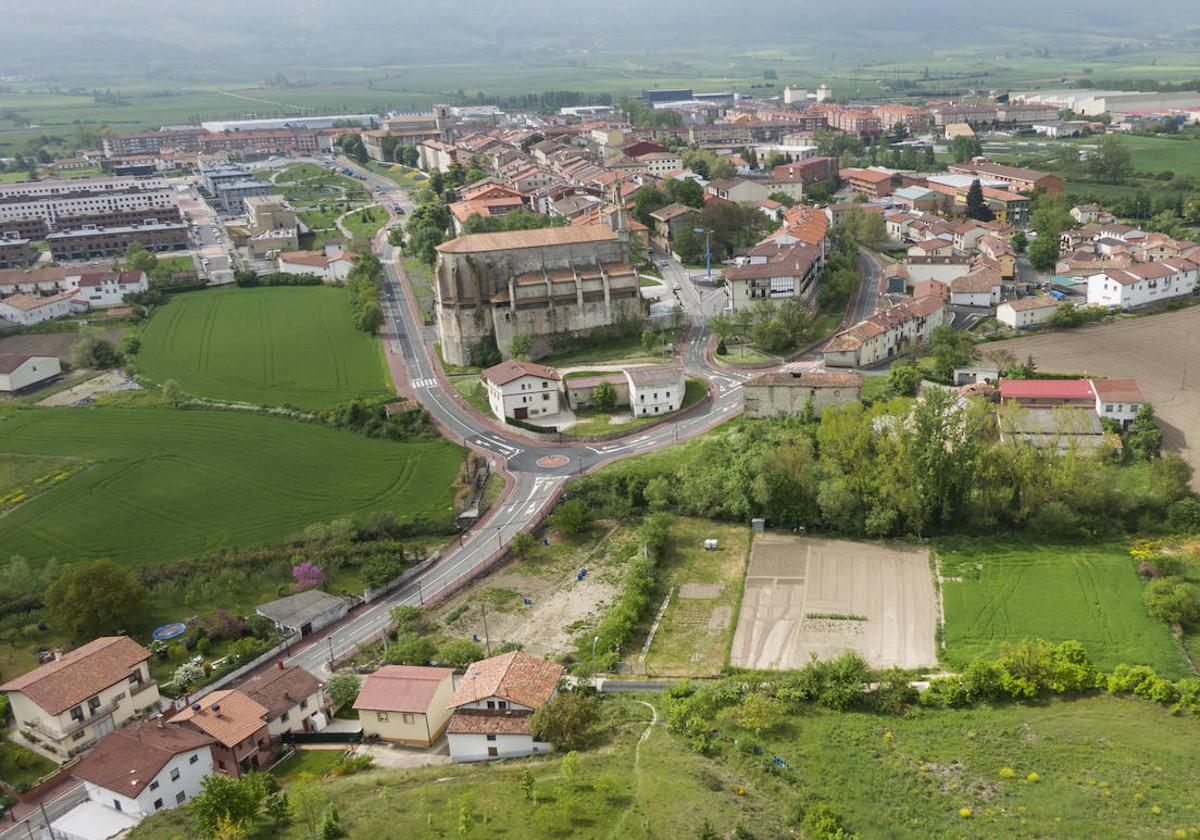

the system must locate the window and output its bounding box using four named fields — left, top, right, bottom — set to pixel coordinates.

left=378, top=712, right=389, bottom=722
left=402, top=713, right=414, bottom=725
left=497, top=701, right=508, bottom=710
left=486, top=700, right=496, bottom=709
left=299, top=699, right=308, bottom=710
left=189, top=755, right=199, bottom=765
left=176, top=791, right=187, bottom=805
left=73, top=730, right=86, bottom=741
left=87, top=697, right=102, bottom=714
left=487, top=747, right=498, bottom=757
left=150, top=781, right=160, bottom=791
left=1105, top=404, right=1113, bottom=412
left=280, top=712, right=290, bottom=723
left=128, top=671, right=143, bottom=686
left=542, top=393, right=549, bottom=401
left=113, top=800, right=122, bottom=812
left=154, top=799, right=163, bottom=811
left=218, top=761, right=226, bottom=770
left=486, top=734, right=496, bottom=742
left=170, top=768, right=180, bottom=782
